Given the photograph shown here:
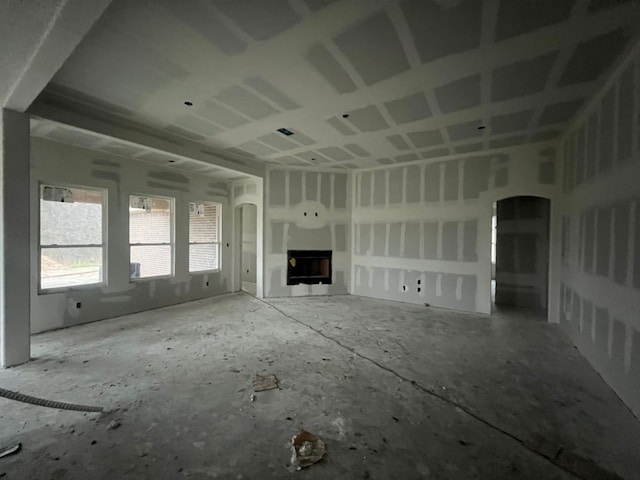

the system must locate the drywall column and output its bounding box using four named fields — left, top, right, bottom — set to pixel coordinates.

left=0, top=109, right=30, bottom=367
